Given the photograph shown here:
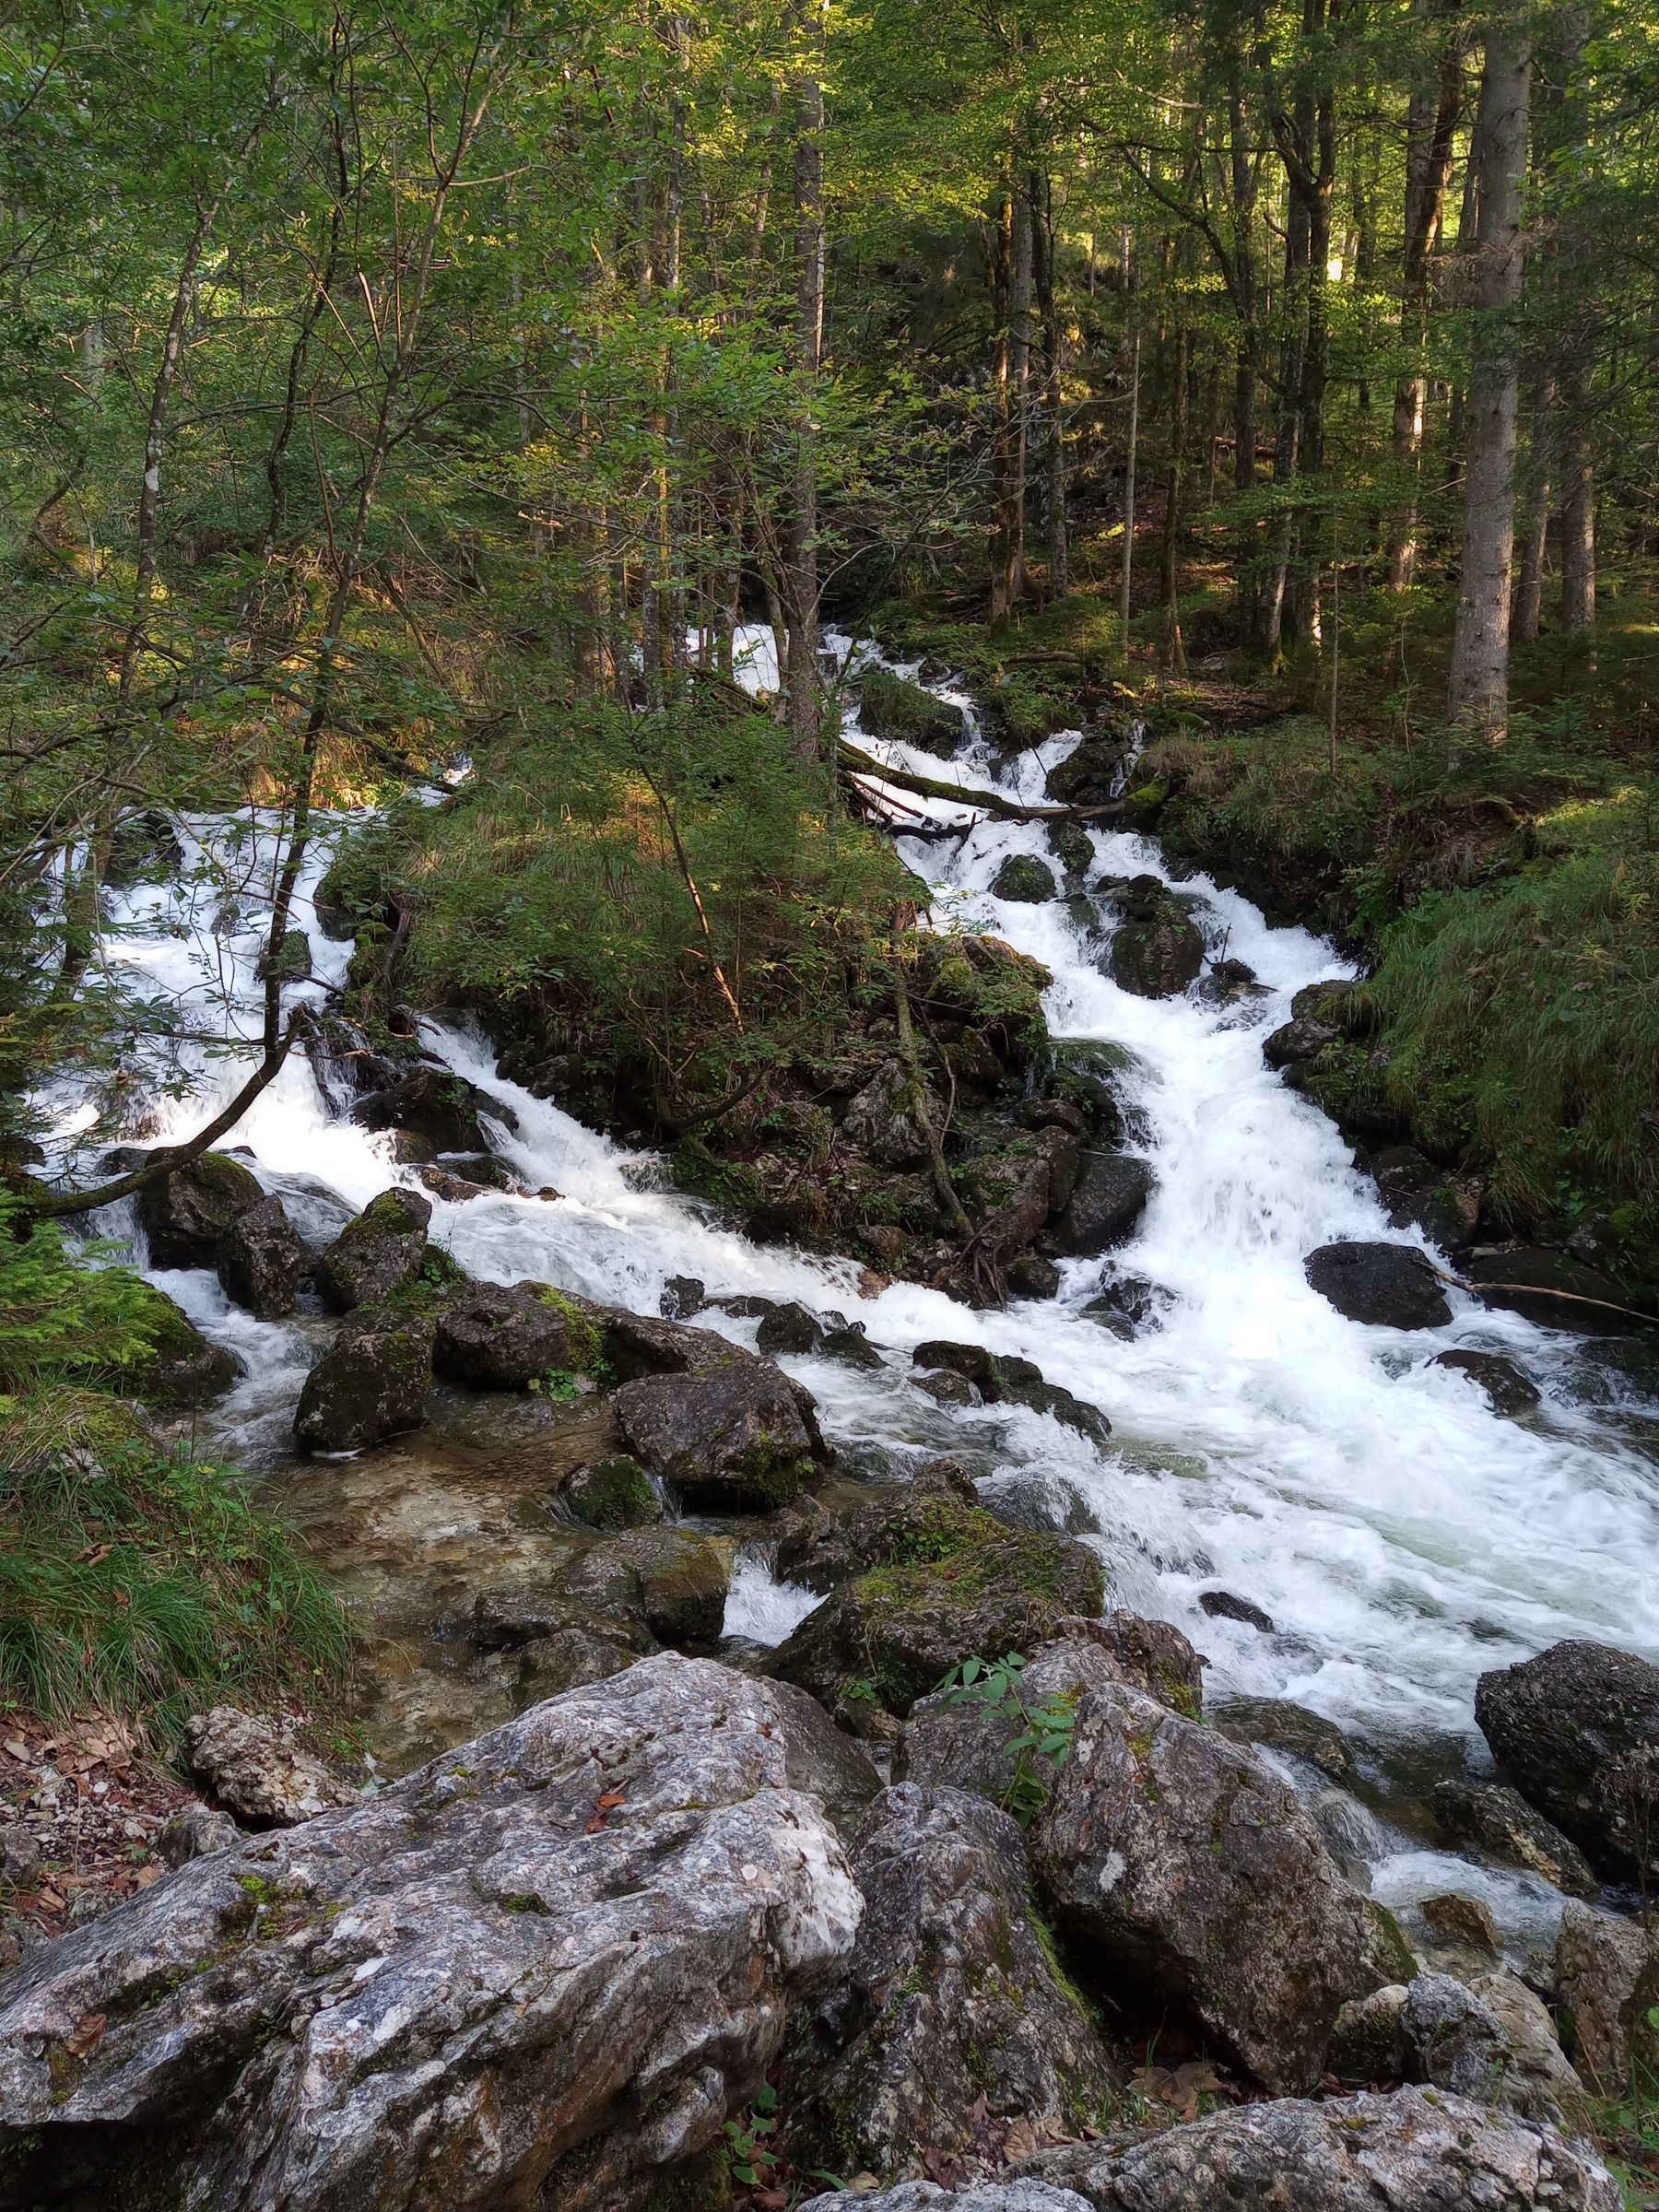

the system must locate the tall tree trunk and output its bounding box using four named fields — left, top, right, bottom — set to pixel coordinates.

left=1031, top=170, right=1068, bottom=599
left=784, top=21, right=824, bottom=759
left=1446, top=28, right=1531, bottom=738
left=1264, top=182, right=1310, bottom=665
left=1559, top=381, right=1594, bottom=632
left=991, top=175, right=1034, bottom=616
left=1512, top=377, right=1552, bottom=644
left=1120, top=273, right=1141, bottom=660
left=1387, top=6, right=1462, bottom=588
left=1160, top=324, right=1190, bottom=671
left=1226, top=53, right=1261, bottom=646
